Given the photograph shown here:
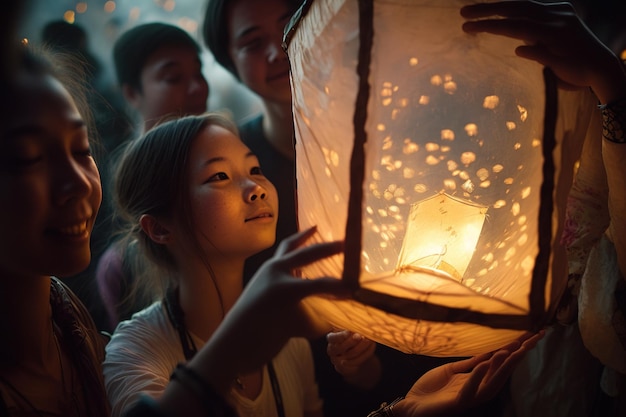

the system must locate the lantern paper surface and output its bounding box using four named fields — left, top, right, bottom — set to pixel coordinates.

left=287, top=0, right=566, bottom=356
